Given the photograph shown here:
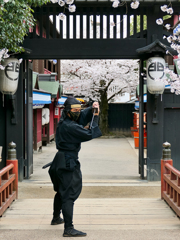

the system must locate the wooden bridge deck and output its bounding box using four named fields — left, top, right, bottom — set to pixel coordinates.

left=1, top=198, right=180, bottom=230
